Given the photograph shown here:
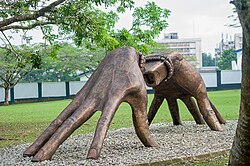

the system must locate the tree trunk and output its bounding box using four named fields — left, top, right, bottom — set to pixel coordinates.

left=229, top=0, right=250, bottom=165
left=4, top=86, right=10, bottom=106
